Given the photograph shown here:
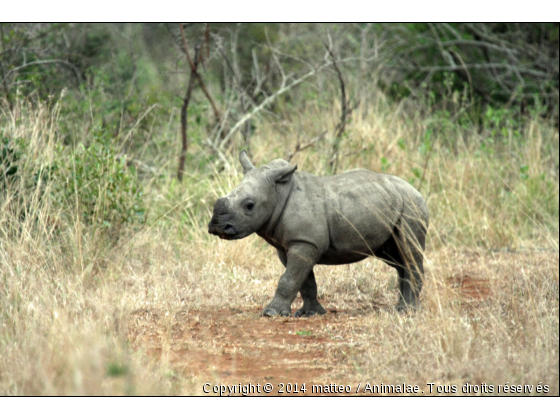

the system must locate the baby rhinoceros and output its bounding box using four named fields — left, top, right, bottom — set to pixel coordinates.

left=208, top=151, right=429, bottom=317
